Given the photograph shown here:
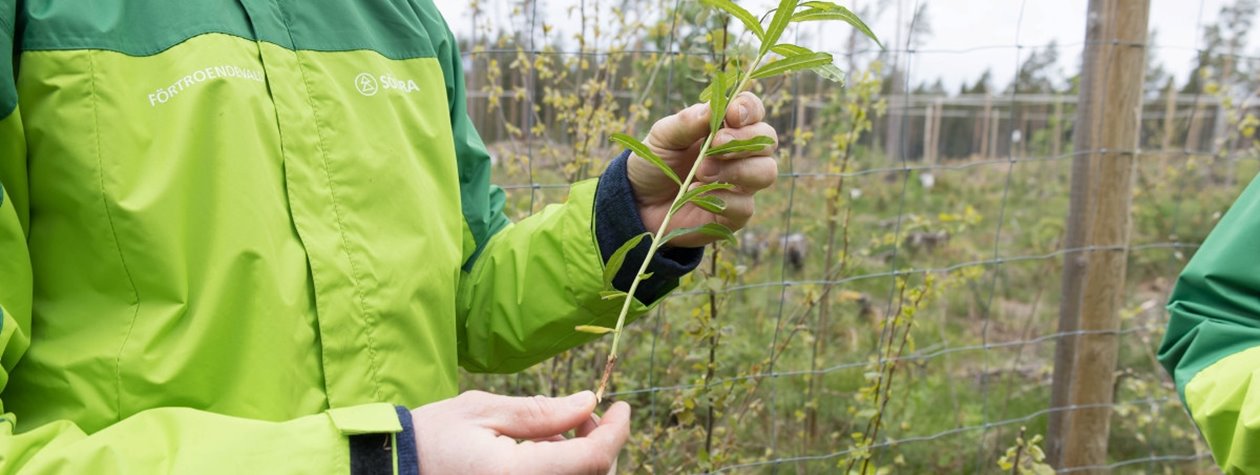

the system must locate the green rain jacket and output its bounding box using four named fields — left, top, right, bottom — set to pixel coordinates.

left=1160, top=172, right=1260, bottom=473
left=0, top=1, right=655, bottom=472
